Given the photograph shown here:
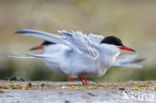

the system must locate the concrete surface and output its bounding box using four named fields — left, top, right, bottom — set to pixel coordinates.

left=0, top=81, right=156, bottom=103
